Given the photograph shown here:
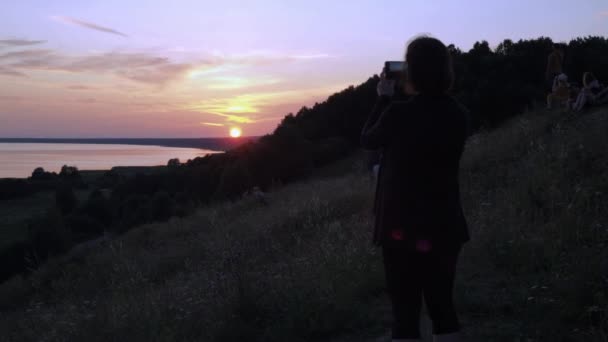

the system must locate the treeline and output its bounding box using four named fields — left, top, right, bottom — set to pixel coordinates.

left=3, top=36, right=608, bottom=282
left=450, top=36, right=608, bottom=127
